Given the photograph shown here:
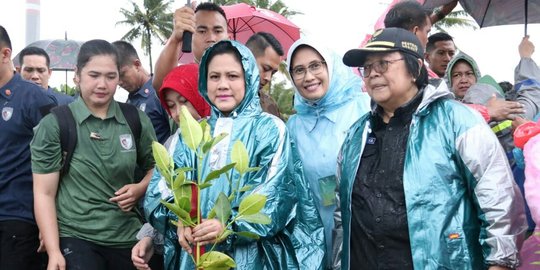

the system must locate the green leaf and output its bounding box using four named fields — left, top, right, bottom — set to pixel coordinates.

left=174, top=167, right=193, bottom=175
left=200, top=119, right=210, bottom=143
left=199, top=182, right=213, bottom=190
left=172, top=173, right=185, bottom=190
left=202, top=132, right=229, bottom=154
left=231, top=141, right=249, bottom=174
left=204, top=163, right=236, bottom=183
left=161, top=200, right=195, bottom=227
left=152, top=141, right=171, bottom=180
left=179, top=105, right=202, bottom=151
left=199, top=251, right=236, bottom=269
left=176, top=197, right=191, bottom=213
left=238, top=194, right=266, bottom=216
left=239, top=185, right=253, bottom=192
left=237, top=213, right=271, bottom=224
left=216, top=229, right=233, bottom=243
left=213, top=193, right=231, bottom=225
left=173, top=183, right=192, bottom=207
left=208, top=207, right=216, bottom=219
left=235, top=231, right=260, bottom=240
